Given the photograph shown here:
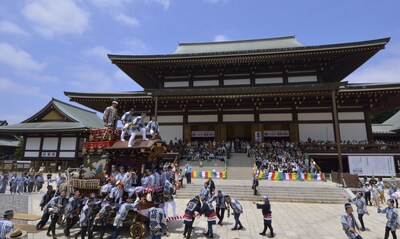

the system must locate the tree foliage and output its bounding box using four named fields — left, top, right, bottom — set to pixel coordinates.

left=13, top=137, right=24, bottom=160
